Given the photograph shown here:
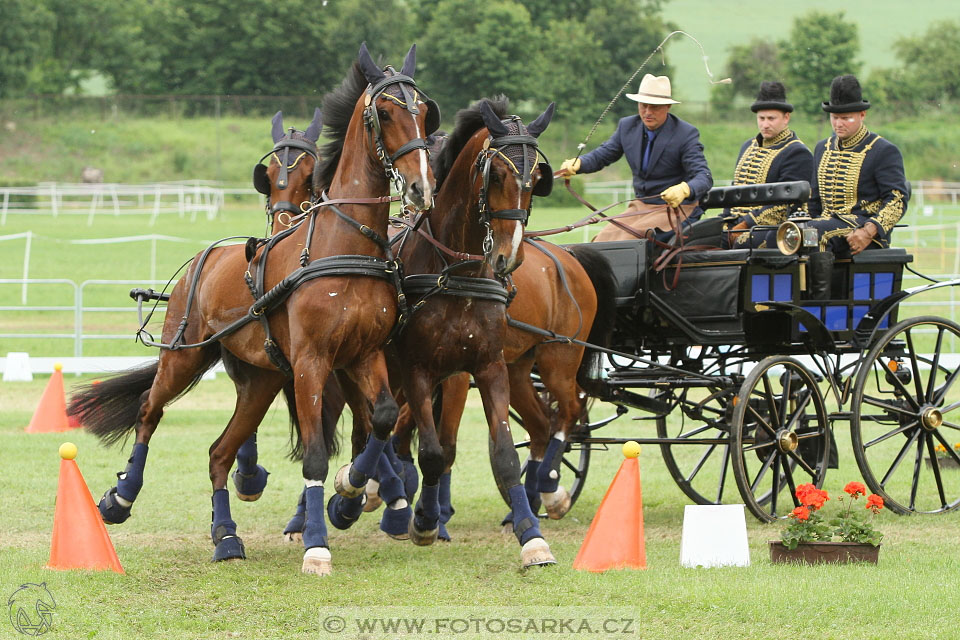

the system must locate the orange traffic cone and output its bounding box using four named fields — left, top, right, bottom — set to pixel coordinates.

left=47, top=443, right=124, bottom=573
left=25, top=364, right=71, bottom=433
left=573, top=441, right=646, bottom=572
